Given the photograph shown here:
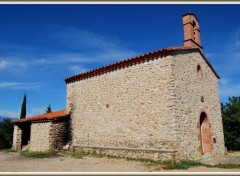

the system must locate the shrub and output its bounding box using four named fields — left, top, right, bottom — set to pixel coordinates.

left=0, top=148, right=16, bottom=152
left=163, top=160, right=201, bottom=170
left=20, top=151, right=57, bottom=158
left=0, top=118, right=14, bottom=149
